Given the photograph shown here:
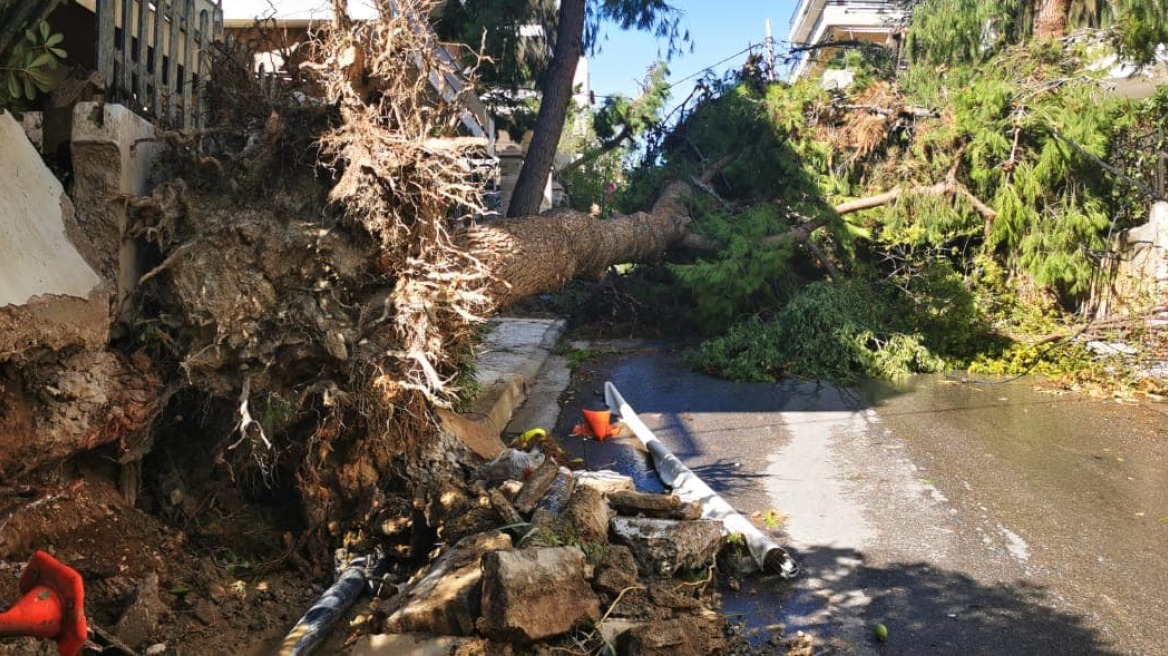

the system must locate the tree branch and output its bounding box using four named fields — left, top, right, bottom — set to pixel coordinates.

left=698, top=149, right=742, bottom=185
left=759, top=216, right=832, bottom=247
left=838, top=104, right=937, bottom=119
left=561, top=125, right=632, bottom=173
left=834, top=180, right=997, bottom=221
left=1049, top=128, right=1164, bottom=201
left=834, top=187, right=908, bottom=215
